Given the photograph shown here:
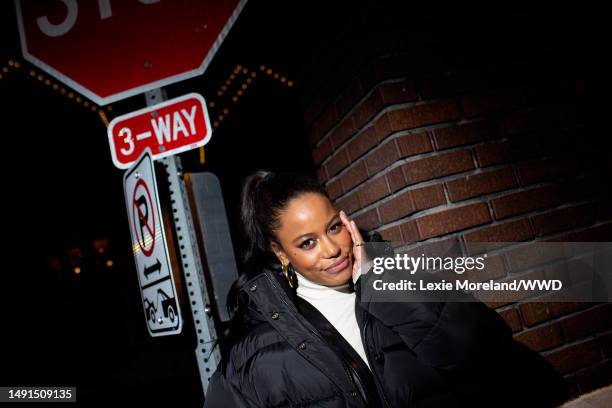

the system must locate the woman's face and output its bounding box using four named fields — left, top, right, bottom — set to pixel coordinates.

left=271, top=192, right=354, bottom=286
